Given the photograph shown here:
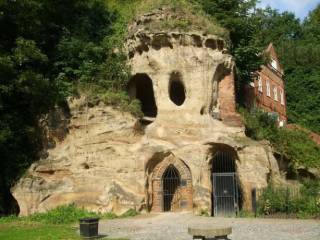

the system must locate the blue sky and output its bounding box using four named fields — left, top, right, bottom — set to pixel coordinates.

left=258, top=0, right=320, bottom=19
